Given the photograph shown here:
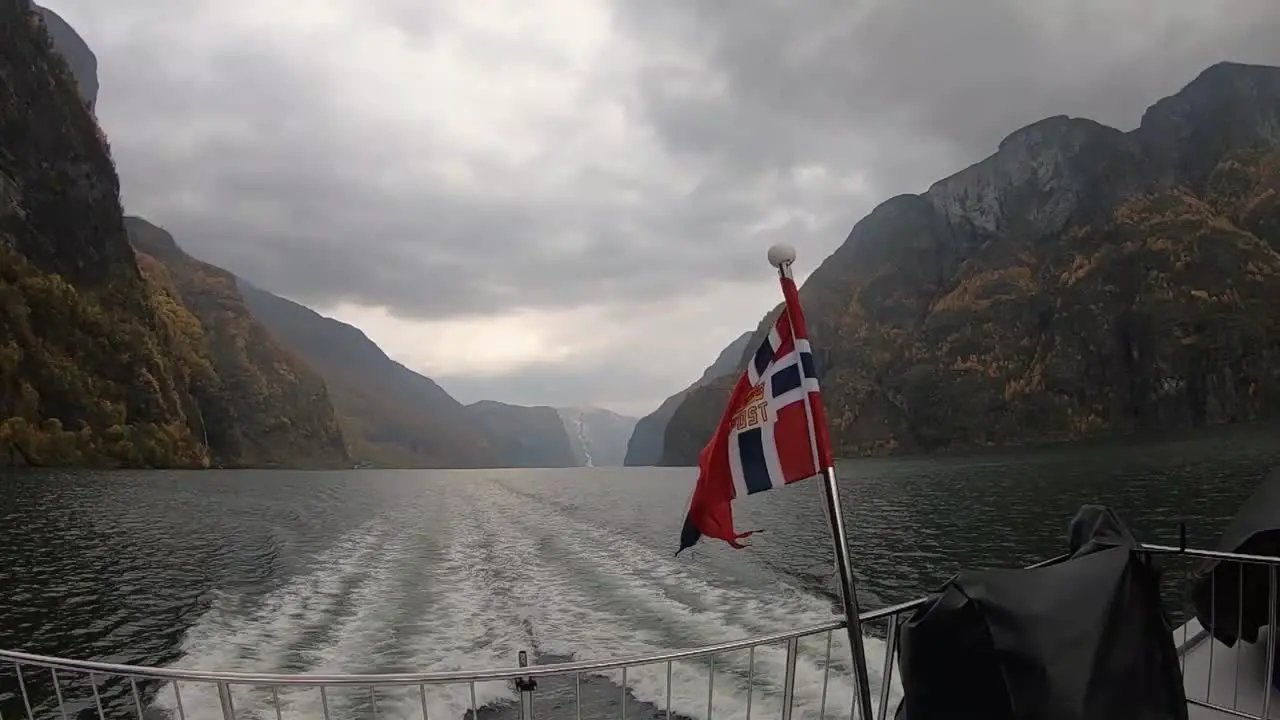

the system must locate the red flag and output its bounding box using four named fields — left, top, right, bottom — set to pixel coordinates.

left=676, top=273, right=833, bottom=554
